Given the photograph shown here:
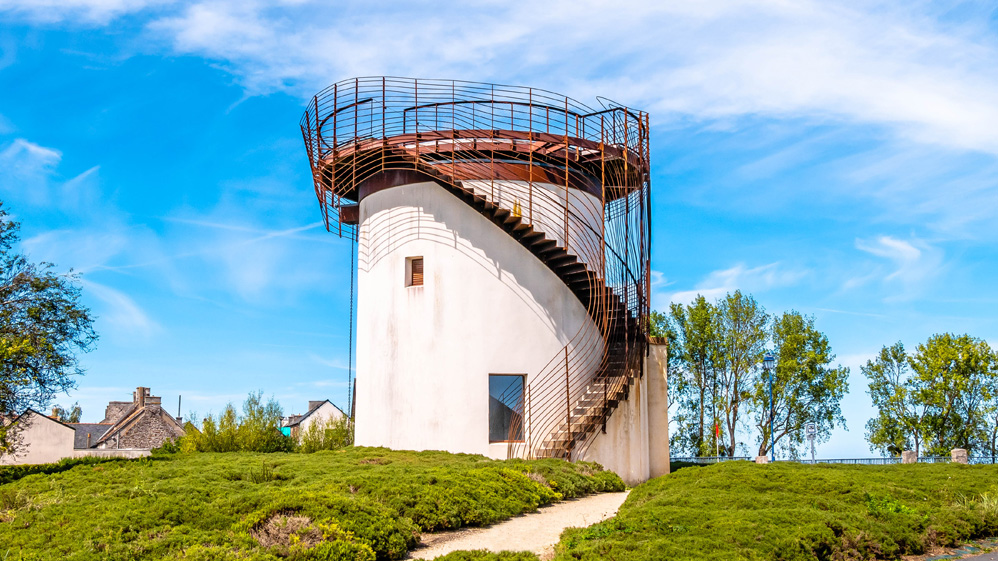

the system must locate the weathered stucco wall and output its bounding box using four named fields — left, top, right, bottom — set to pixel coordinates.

left=354, top=181, right=600, bottom=456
